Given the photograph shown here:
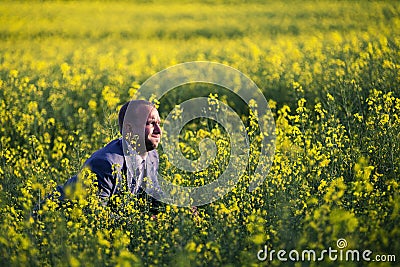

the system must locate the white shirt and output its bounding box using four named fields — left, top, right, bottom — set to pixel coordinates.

left=123, top=139, right=162, bottom=198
